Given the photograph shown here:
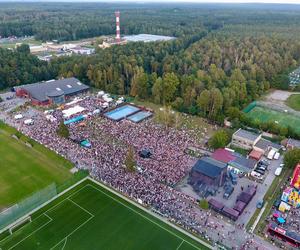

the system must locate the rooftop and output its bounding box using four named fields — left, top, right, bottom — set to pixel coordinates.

left=15, top=77, right=89, bottom=102
left=233, top=129, right=261, bottom=142
left=192, top=157, right=227, bottom=178
left=229, top=155, right=257, bottom=172
left=211, top=148, right=236, bottom=163
left=255, top=138, right=281, bottom=151
left=124, top=34, right=176, bottom=43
